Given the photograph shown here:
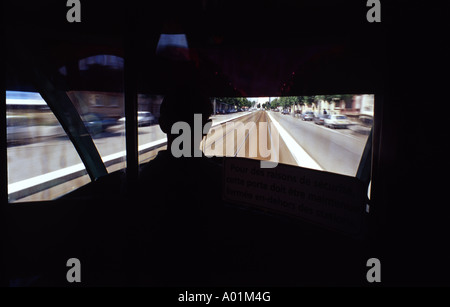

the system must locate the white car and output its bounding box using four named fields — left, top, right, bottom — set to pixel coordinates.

left=301, top=111, right=315, bottom=121
left=324, top=114, right=350, bottom=129
left=118, top=111, right=156, bottom=127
